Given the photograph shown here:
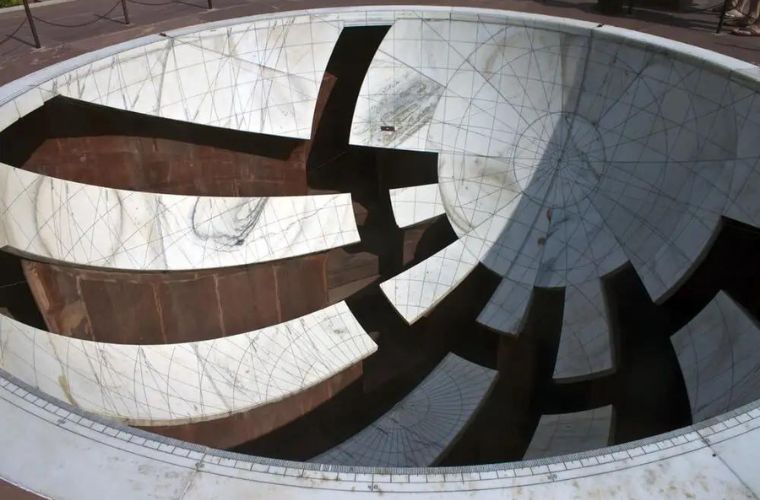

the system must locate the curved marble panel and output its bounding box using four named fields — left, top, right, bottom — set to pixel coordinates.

left=353, top=15, right=754, bottom=319
left=476, top=277, right=532, bottom=335
left=554, top=280, right=614, bottom=379
left=0, top=163, right=359, bottom=270
left=389, top=184, right=446, bottom=228
left=379, top=236, right=479, bottom=324
left=671, top=292, right=760, bottom=423
left=0, top=301, right=376, bottom=425
left=523, top=405, right=614, bottom=459
left=1, top=363, right=757, bottom=499
left=310, top=353, right=497, bottom=467
left=29, top=15, right=342, bottom=139
left=723, top=83, right=760, bottom=228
